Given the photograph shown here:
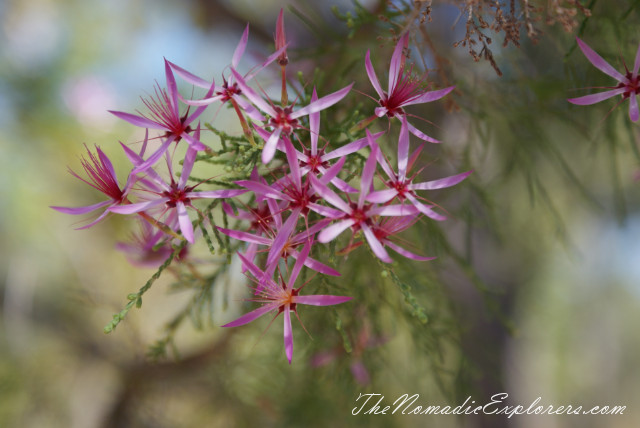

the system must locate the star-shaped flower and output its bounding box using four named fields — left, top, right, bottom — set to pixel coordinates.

left=568, top=37, right=640, bottom=122
left=222, top=242, right=352, bottom=364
